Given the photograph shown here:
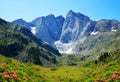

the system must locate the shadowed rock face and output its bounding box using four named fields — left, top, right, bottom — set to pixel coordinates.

left=56, top=15, right=65, bottom=37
